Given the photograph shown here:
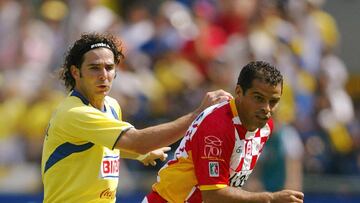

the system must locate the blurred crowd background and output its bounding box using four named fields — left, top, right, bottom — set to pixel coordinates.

left=0, top=0, right=360, bottom=202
